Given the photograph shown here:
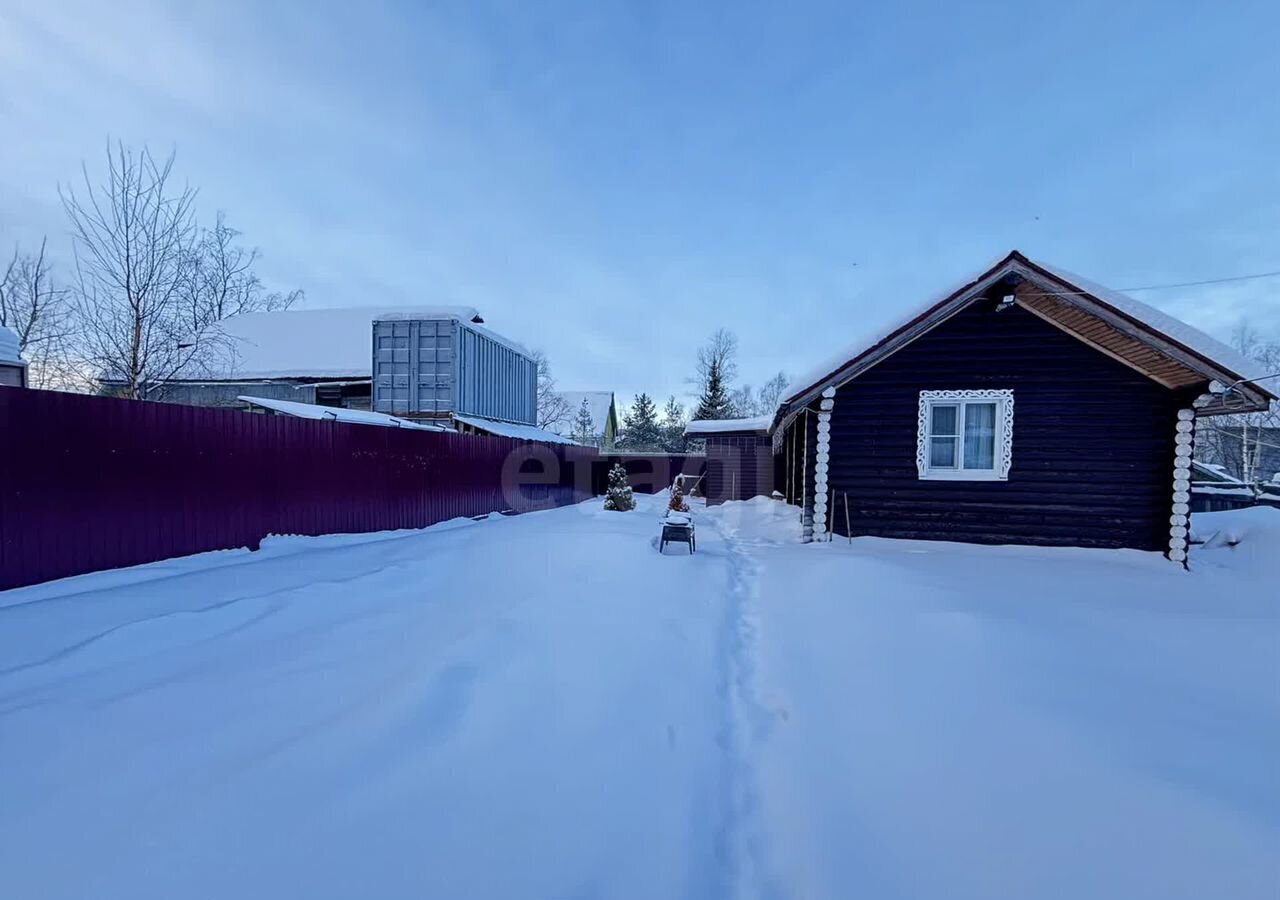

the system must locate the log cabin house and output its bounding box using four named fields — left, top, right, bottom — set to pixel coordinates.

left=694, top=251, right=1276, bottom=561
